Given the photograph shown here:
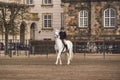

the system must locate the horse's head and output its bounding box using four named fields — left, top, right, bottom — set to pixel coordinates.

left=54, top=29, right=60, bottom=38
